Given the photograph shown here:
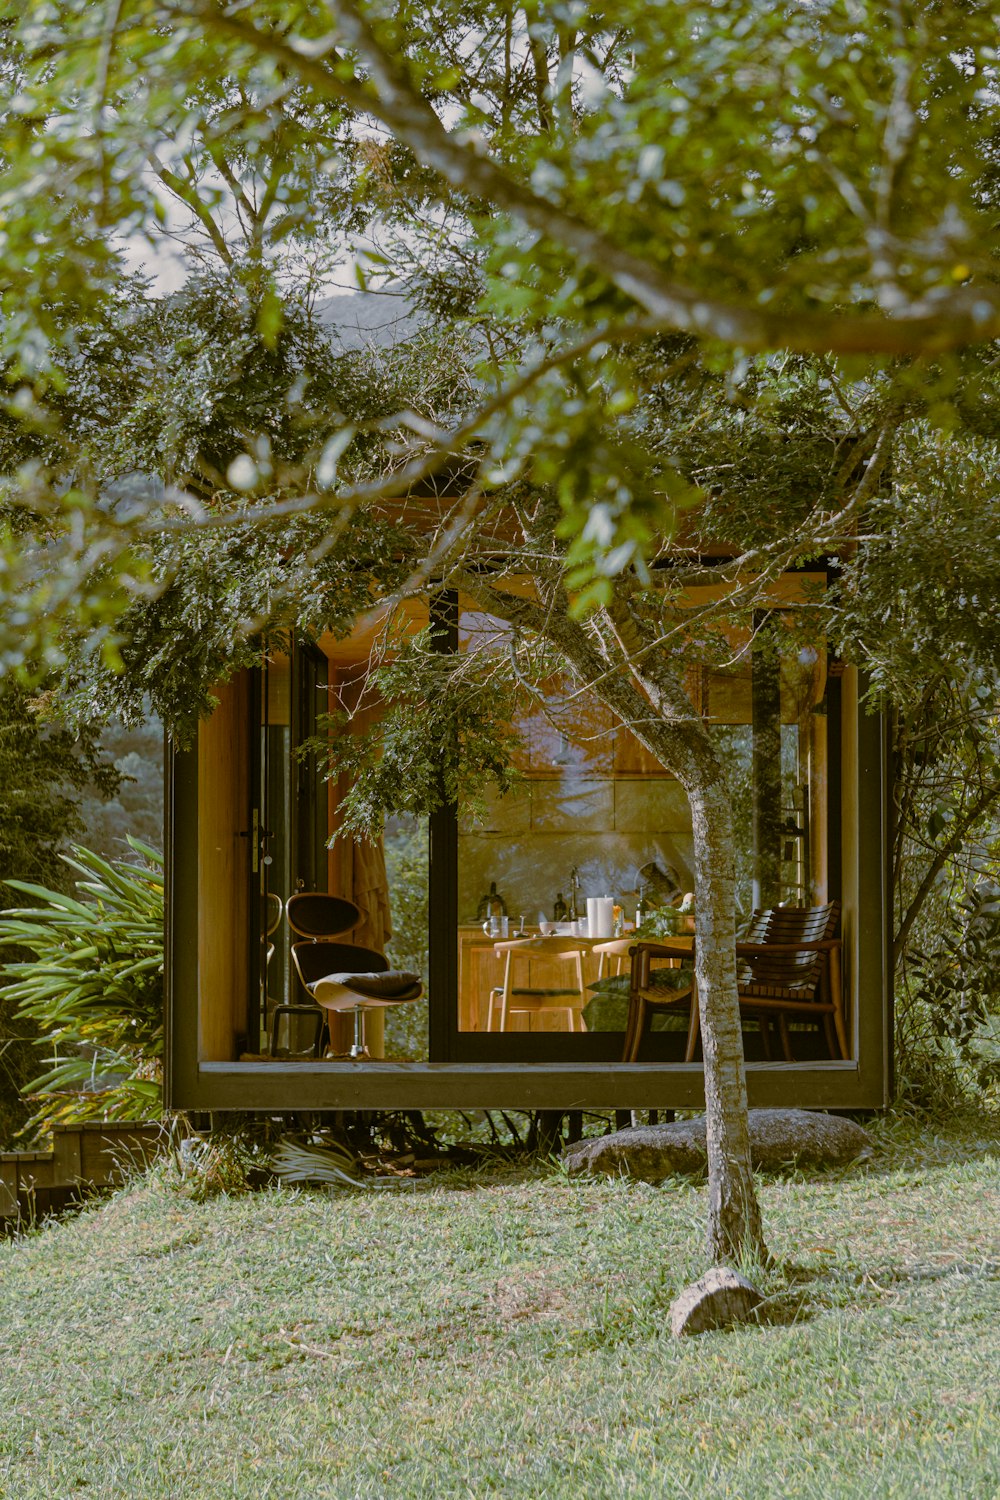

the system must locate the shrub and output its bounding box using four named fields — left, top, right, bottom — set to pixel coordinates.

left=898, top=878, right=1000, bottom=1108
left=0, top=839, right=163, bottom=1139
